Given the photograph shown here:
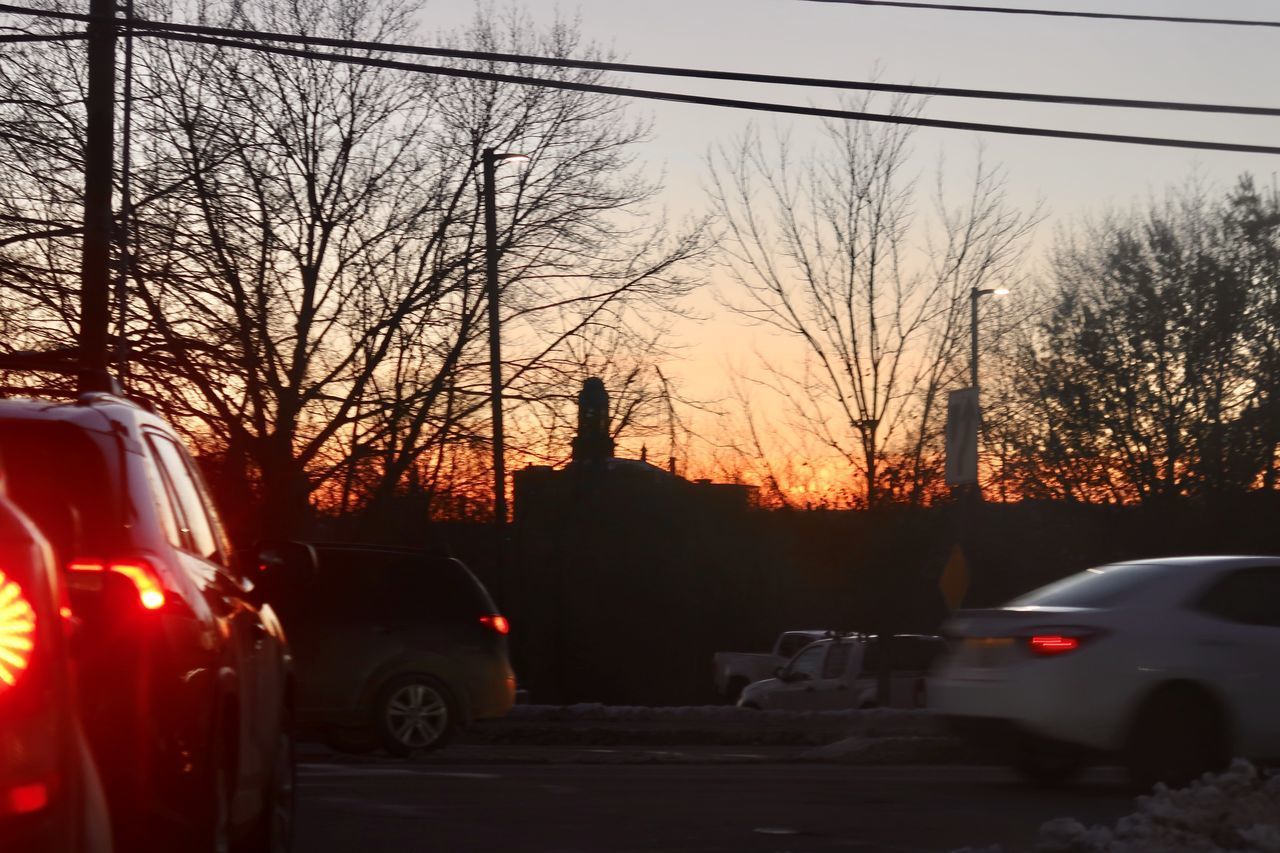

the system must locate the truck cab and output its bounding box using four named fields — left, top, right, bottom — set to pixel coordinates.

left=738, top=634, right=945, bottom=711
